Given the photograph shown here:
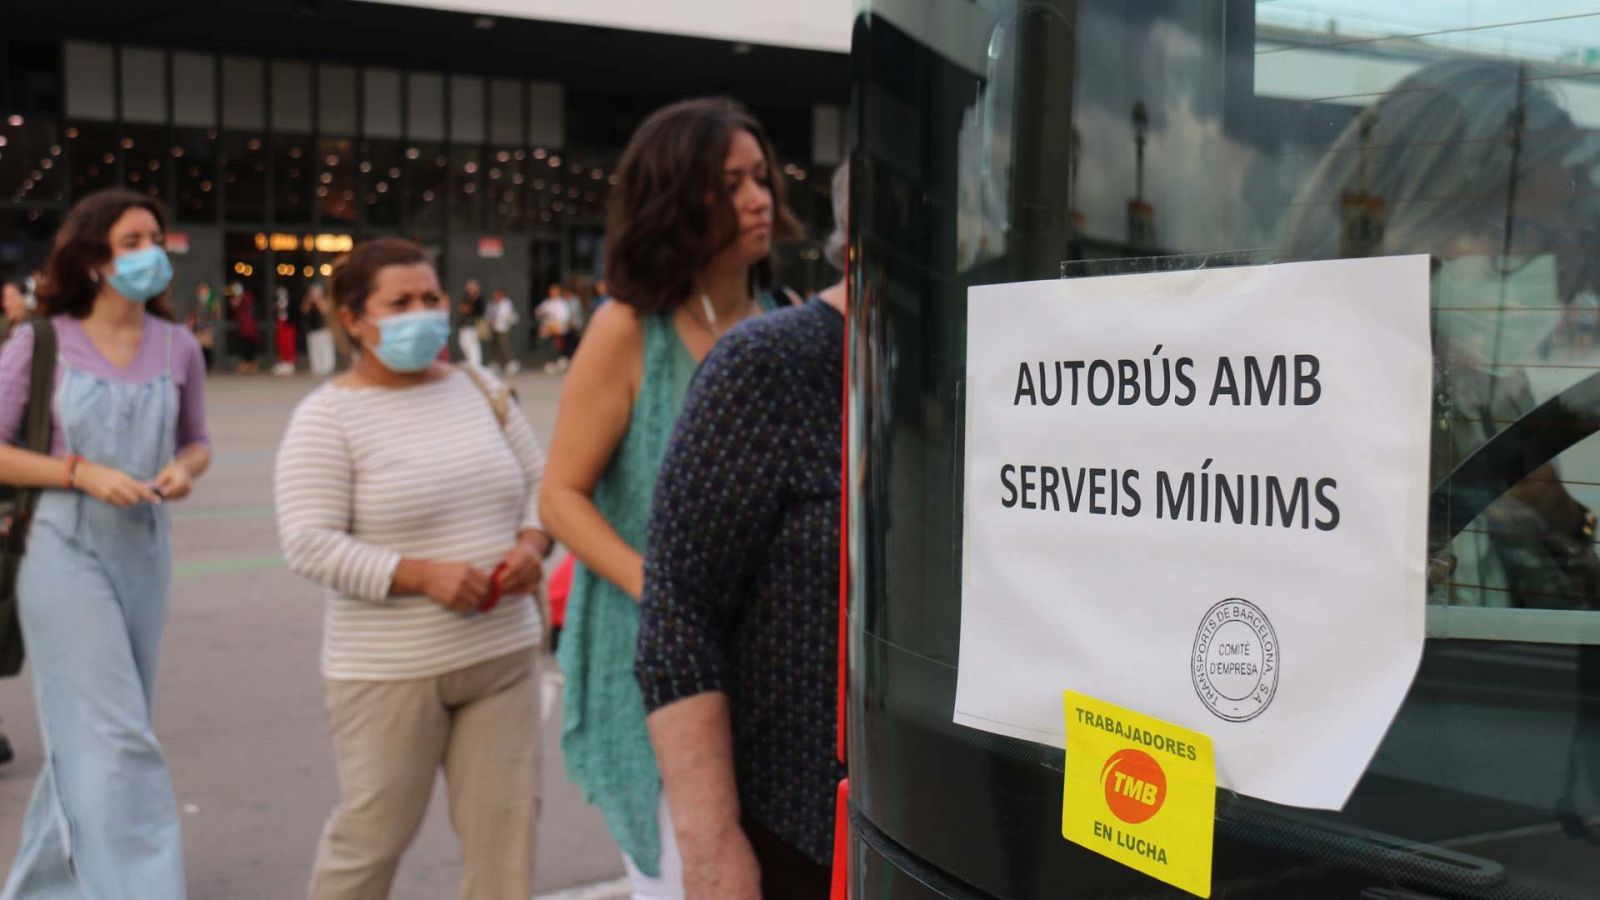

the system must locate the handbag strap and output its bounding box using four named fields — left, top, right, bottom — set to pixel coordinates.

left=460, top=364, right=511, bottom=430
left=22, top=319, right=57, bottom=456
